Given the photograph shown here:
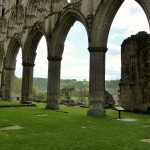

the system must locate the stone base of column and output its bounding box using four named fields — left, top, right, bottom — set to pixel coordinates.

left=87, top=100, right=106, bottom=116
left=87, top=108, right=106, bottom=116
left=46, top=103, right=59, bottom=110
left=46, top=95, right=60, bottom=110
